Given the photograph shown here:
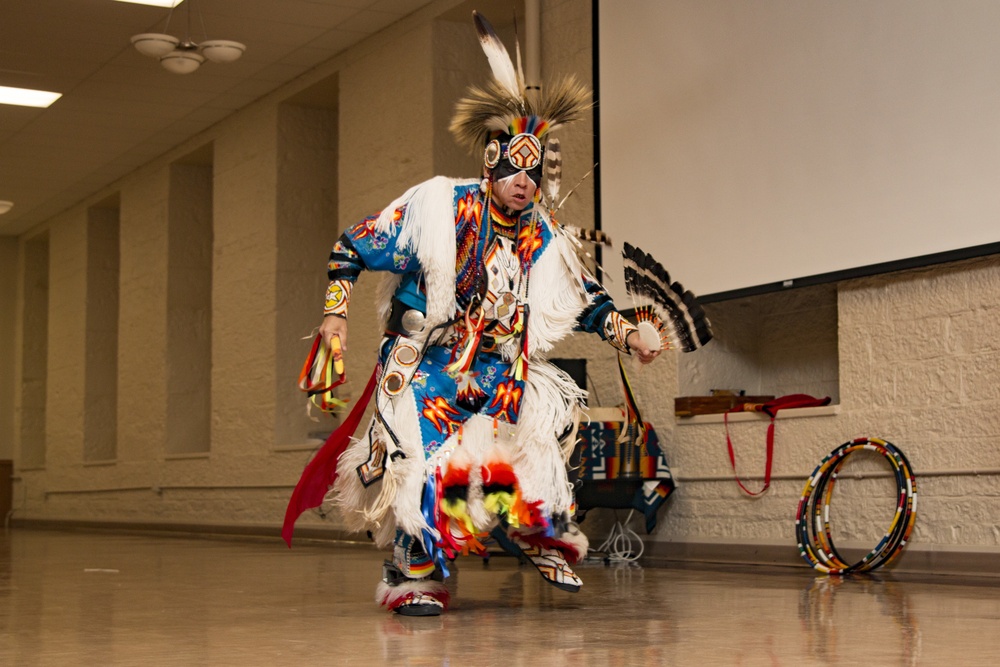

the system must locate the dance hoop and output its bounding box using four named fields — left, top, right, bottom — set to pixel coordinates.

left=795, top=437, right=917, bottom=574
